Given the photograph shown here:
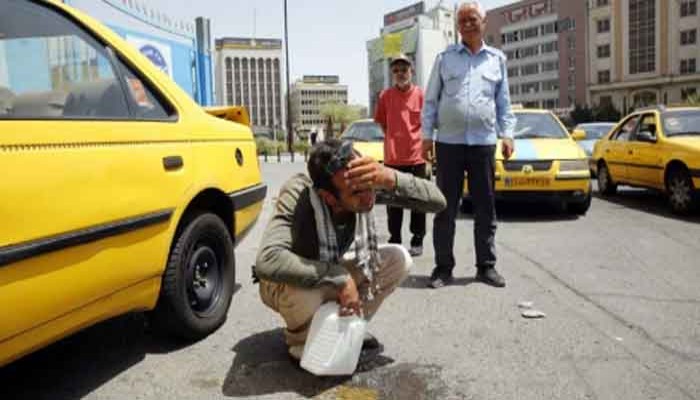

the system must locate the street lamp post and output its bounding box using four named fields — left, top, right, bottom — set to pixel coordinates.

left=284, top=0, right=293, bottom=152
